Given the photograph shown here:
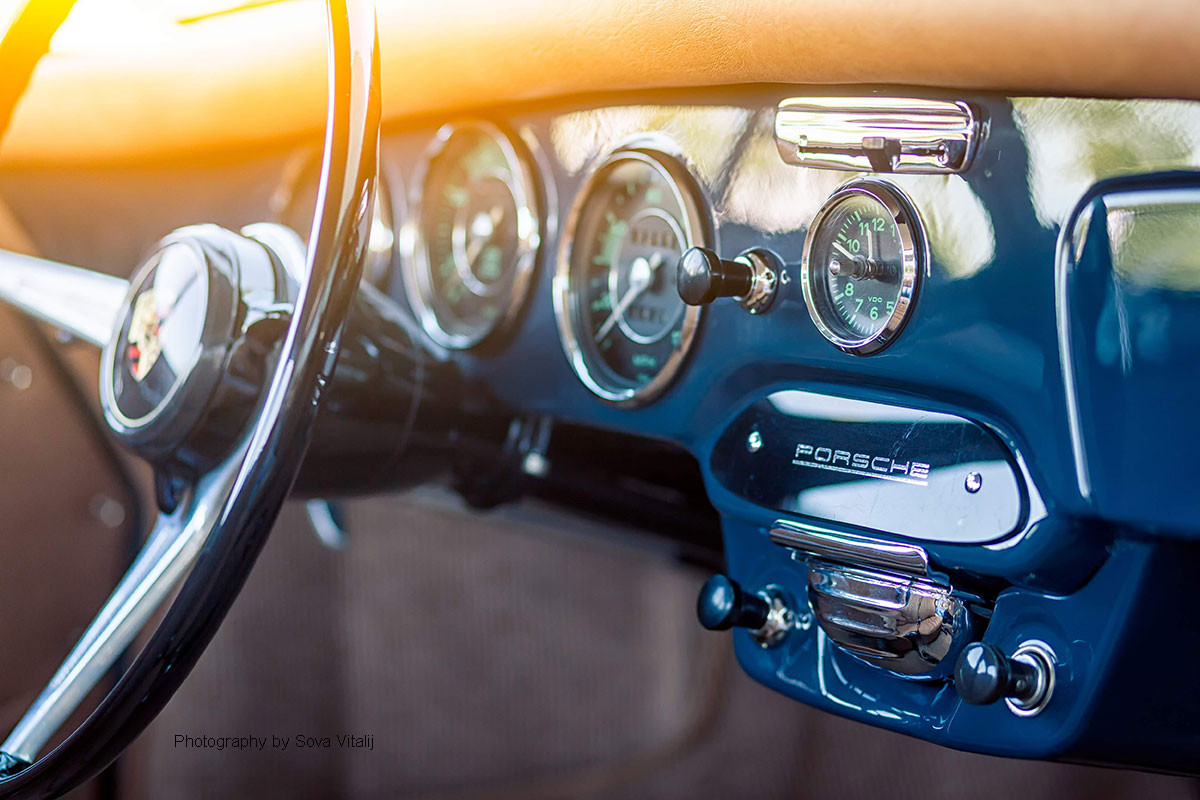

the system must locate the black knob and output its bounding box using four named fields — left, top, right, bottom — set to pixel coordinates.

left=677, top=247, right=754, bottom=306
left=697, top=574, right=770, bottom=631
left=955, top=642, right=1041, bottom=706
